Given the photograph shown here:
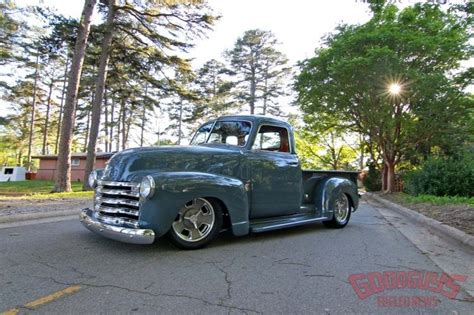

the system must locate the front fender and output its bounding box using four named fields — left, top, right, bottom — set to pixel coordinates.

left=139, top=172, right=249, bottom=237
left=314, top=177, right=359, bottom=218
